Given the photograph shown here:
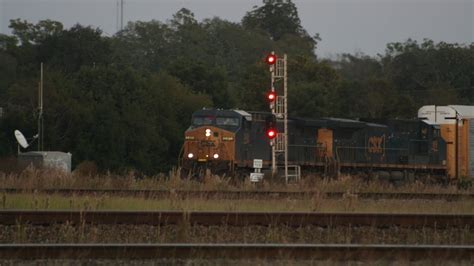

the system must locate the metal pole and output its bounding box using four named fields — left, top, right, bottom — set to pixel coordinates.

left=120, top=0, right=124, bottom=30
left=455, top=112, right=459, bottom=180
left=37, top=81, right=40, bottom=151
left=270, top=52, right=277, bottom=177
left=116, top=0, right=119, bottom=32
left=38, top=62, right=43, bottom=151
left=284, top=54, right=288, bottom=183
